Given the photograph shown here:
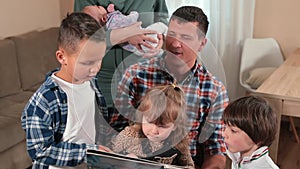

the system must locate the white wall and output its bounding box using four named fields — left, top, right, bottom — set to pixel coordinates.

left=0, top=0, right=61, bottom=38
